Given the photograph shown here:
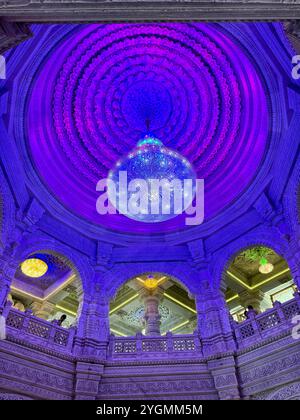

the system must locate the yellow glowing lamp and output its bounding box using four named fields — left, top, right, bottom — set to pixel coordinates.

left=258, top=257, right=274, bottom=274
left=143, top=278, right=159, bottom=290
left=20, top=258, right=48, bottom=278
